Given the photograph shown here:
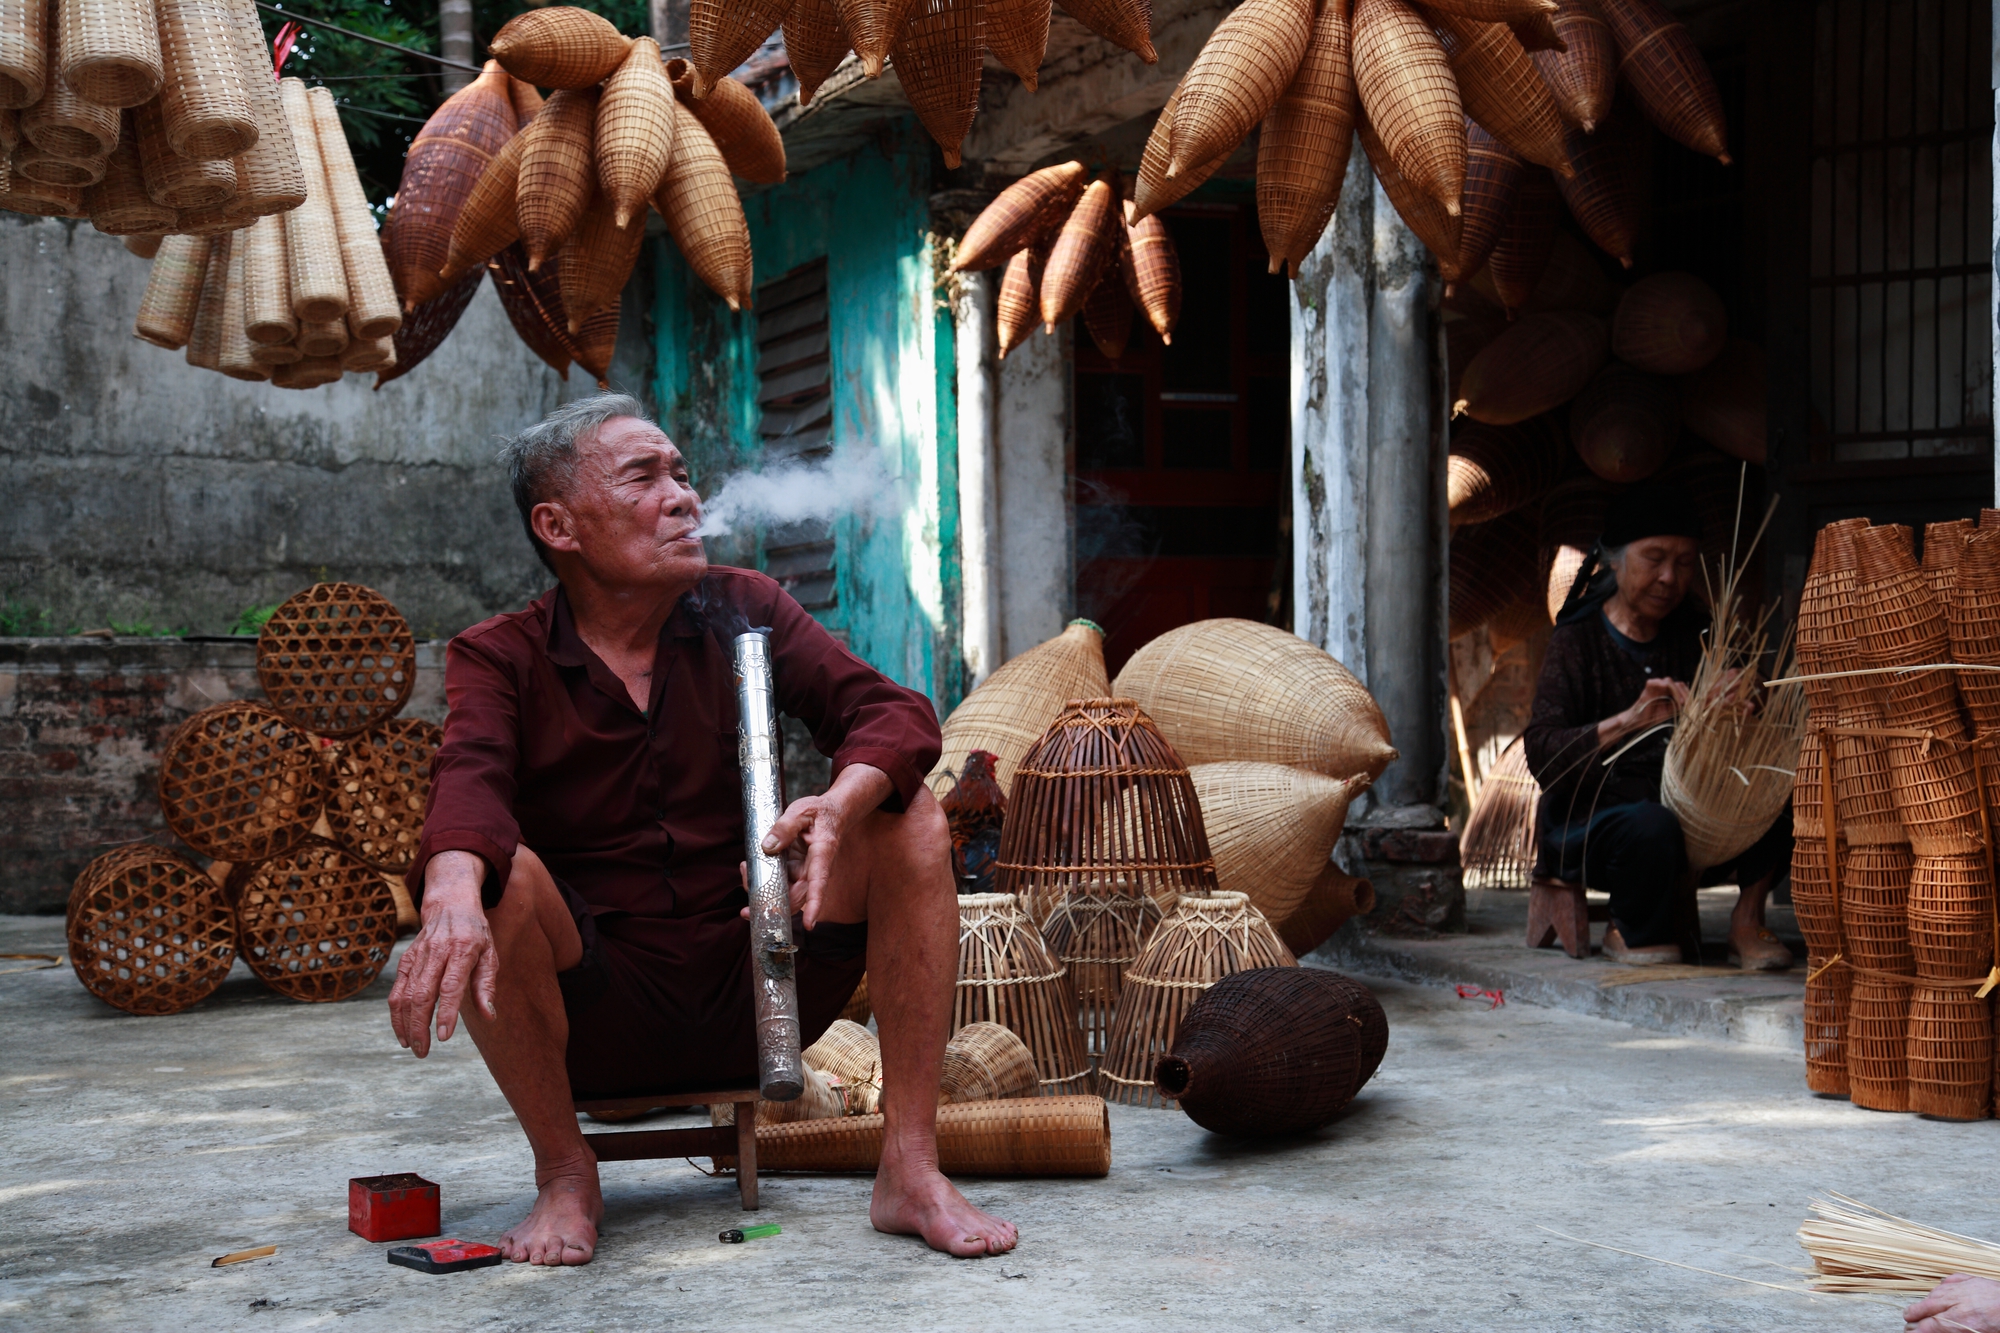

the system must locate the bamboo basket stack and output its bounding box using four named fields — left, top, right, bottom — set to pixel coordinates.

left=1791, top=513, right=2000, bottom=1120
